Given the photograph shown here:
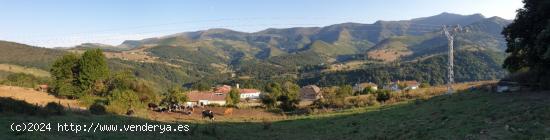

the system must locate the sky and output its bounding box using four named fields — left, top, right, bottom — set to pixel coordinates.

left=0, top=0, right=523, bottom=48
